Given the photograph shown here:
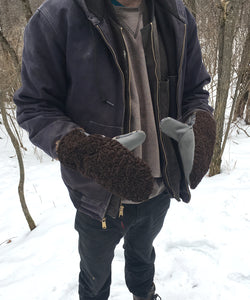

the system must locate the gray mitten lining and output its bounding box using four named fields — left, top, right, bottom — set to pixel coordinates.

left=160, top=117, right=195, bottom=184
left=113, top=130, right=146, bottom=151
